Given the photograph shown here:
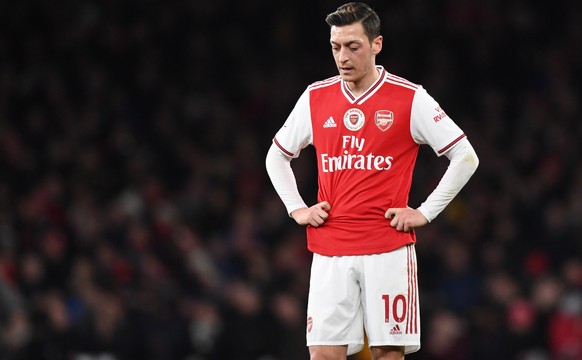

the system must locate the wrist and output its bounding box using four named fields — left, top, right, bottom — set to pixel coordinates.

left=290, top=206, right=307, bottom=219
left=416, top=206, right=432, bottom=223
